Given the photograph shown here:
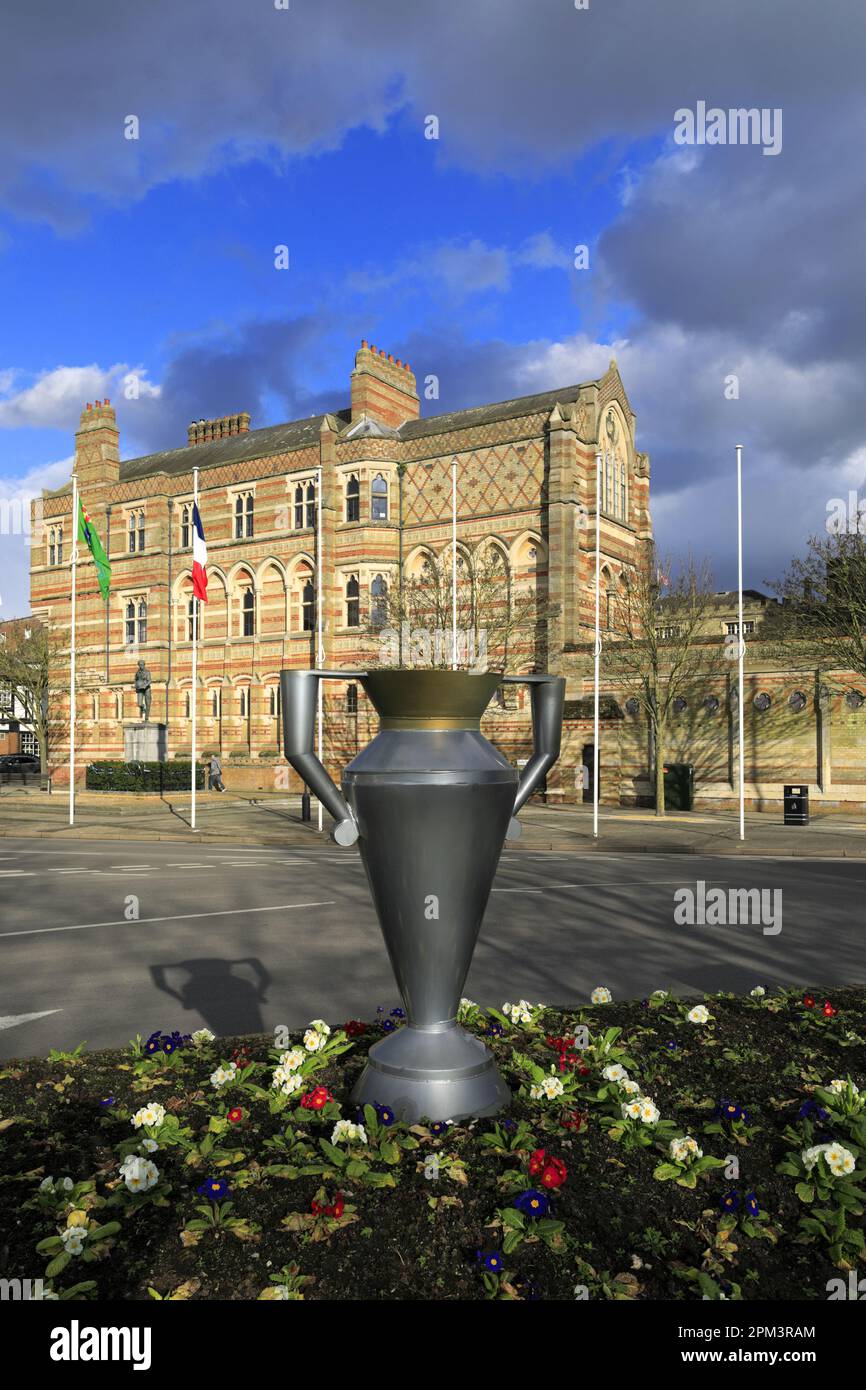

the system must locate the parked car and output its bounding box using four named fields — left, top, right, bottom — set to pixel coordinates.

left=0, top=753, right=41, bottom=774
